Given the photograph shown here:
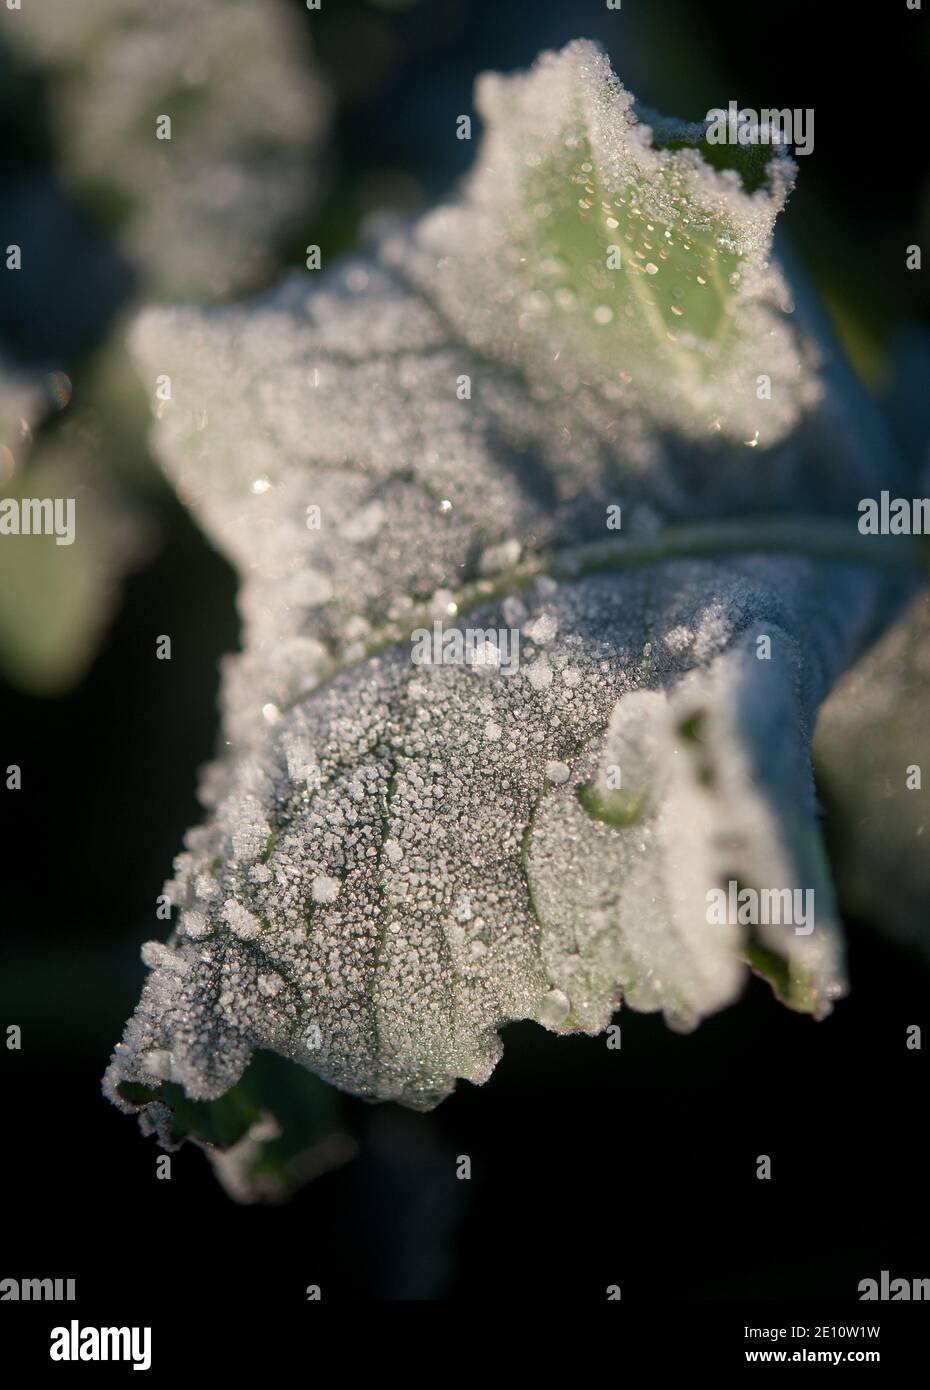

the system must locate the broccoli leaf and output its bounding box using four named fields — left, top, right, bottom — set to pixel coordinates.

left=105, top=41, right=919, bottom=1127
